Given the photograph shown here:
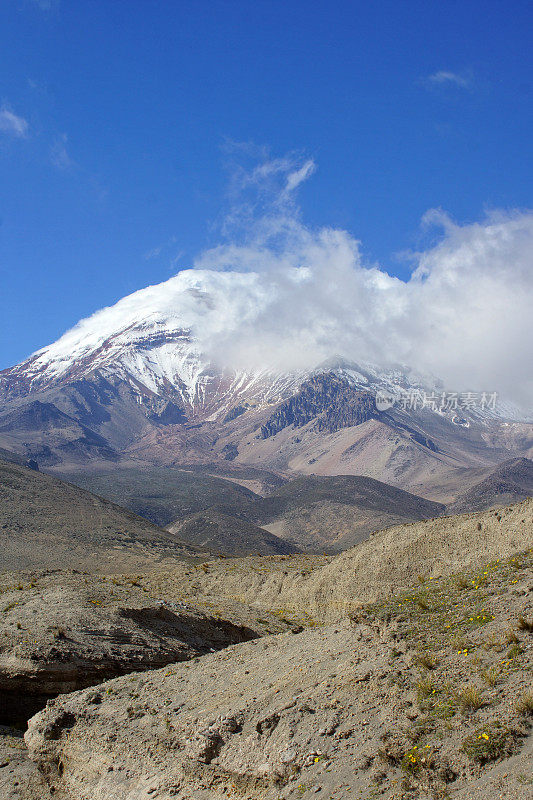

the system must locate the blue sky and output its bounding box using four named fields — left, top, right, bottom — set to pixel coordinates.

left=0, top=0, right=531, bottom=369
